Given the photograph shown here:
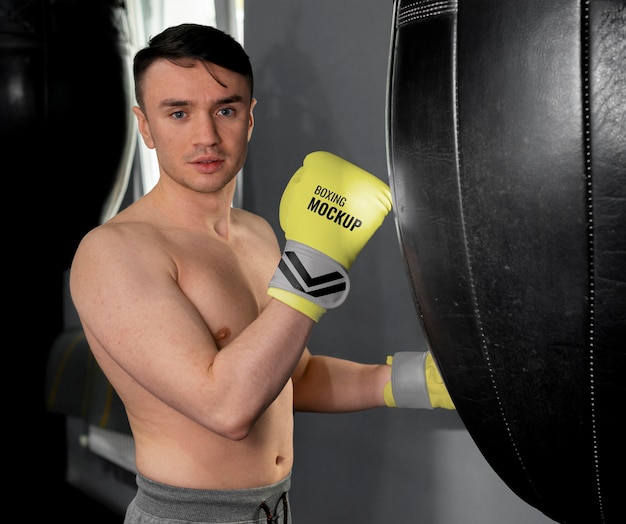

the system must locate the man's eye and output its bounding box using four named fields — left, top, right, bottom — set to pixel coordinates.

left=171, top=111, right=186, bottom=119
left=218, top=108, right=234, bottom=117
